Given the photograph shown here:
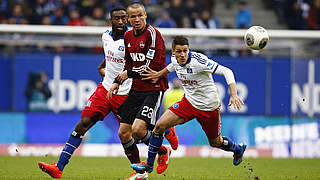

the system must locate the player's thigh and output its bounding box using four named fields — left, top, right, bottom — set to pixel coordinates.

left=74, top=112, right=103, bottom=135
left=196, top=109, right=221, bottom=140
left=118, top=92, right=141, bottom=125
left=136, top=91, right=164, bottom=127
left=110, top=94, right=128, bottom=124
left=82, top=83, right=112, bottom=120
left=154, top=109, right=185, bottom=134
